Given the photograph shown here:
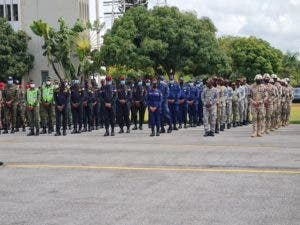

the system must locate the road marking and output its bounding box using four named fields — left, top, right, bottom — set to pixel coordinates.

left=4, top=164, right=300, bottom=175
